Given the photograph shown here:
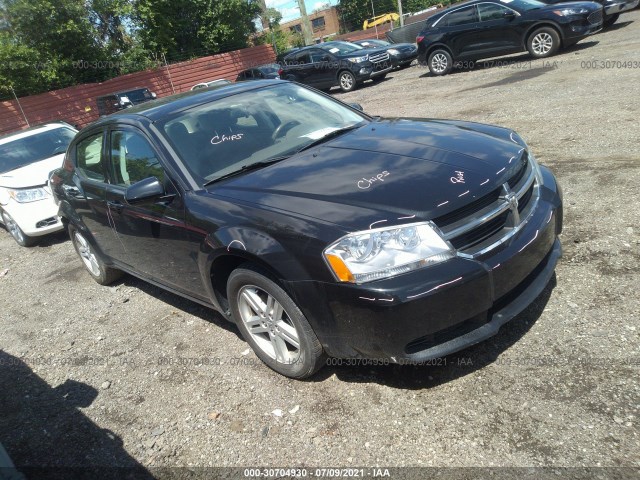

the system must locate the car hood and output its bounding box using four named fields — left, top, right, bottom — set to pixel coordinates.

left=210, top=119, right=528, bottom=232
left=537, top=1, right=602, bottom=11
left=0, top=155, right=64, bottom=189
left=343, top=46, right=389, bottom=58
